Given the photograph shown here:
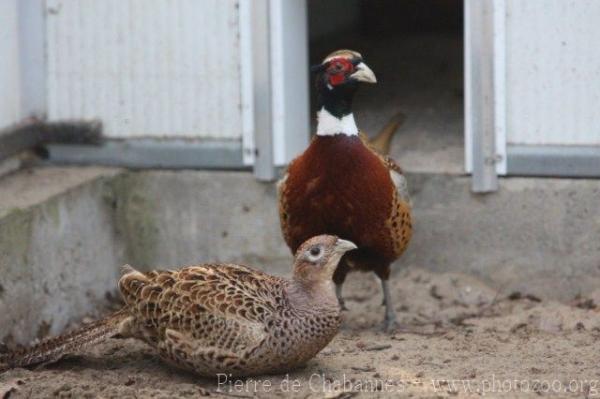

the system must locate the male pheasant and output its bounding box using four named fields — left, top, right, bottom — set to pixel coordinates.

left=278, top=50, right=412, bottom=331
left=0, top=235, right=356, bottom=377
